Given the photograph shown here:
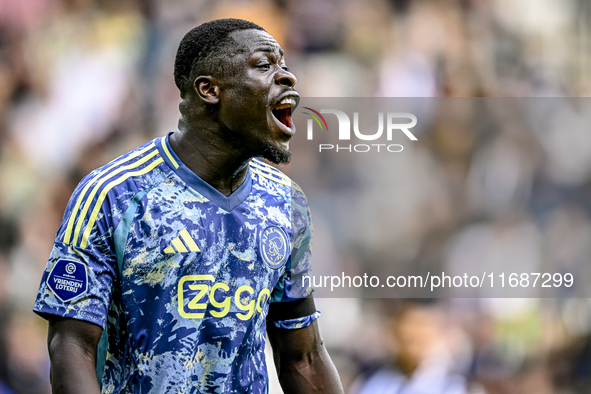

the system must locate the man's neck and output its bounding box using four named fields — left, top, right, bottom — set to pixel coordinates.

left=169, top=127, right=250, bottom=197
